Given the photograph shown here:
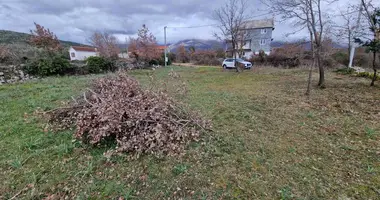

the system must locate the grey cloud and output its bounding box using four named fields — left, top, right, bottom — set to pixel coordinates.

left=0, top=0, right=225, bottom=43
left=1, top=0, right=345, bottom=44
left=1, top=4, right=11, bottom=10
